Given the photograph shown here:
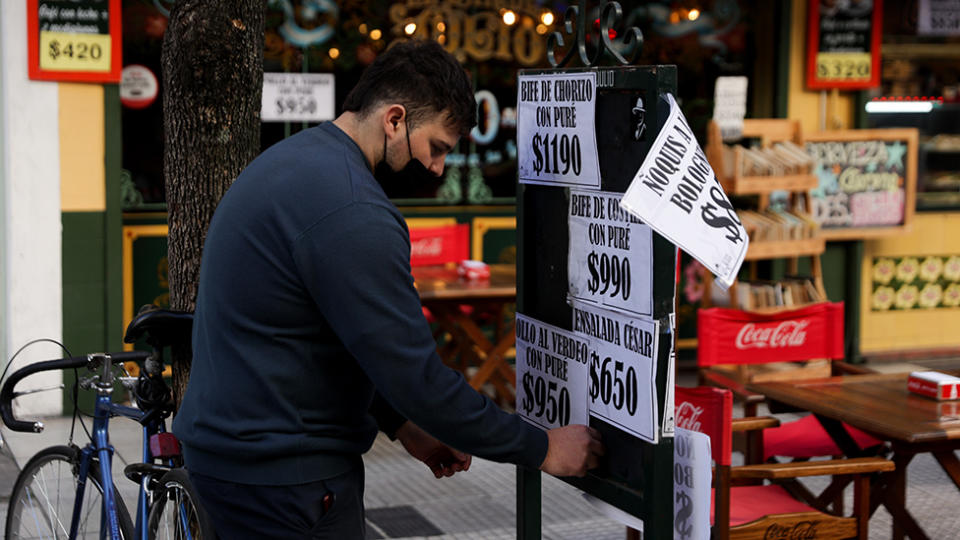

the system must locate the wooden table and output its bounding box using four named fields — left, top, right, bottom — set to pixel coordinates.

left=749, top=372, right=960, bottom=540
left=413, top=264, right=516, bottom=407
